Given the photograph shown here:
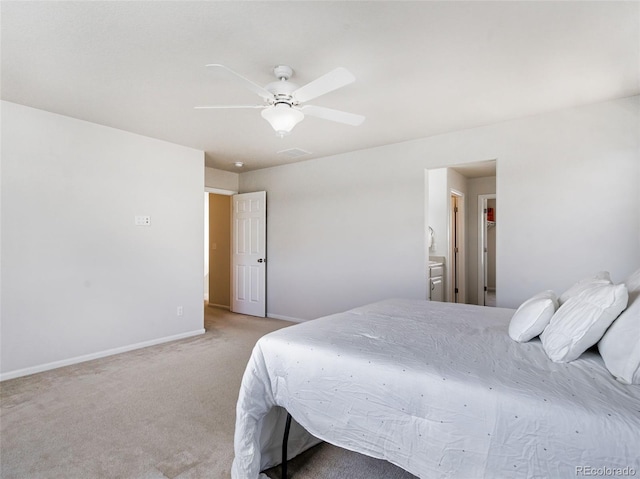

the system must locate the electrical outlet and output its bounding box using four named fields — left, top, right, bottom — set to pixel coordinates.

left=177, top=306, right=183, bottom=317
left=135, top=215, right=151, bottom=226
